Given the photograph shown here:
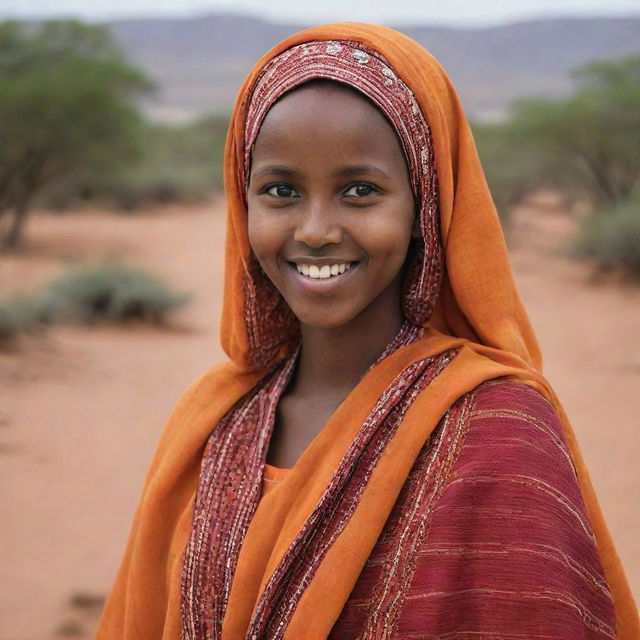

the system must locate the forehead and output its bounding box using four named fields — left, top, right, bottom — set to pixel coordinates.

left=259, top=81, right=390, bottom=132
left=252, top=82, right=405, bottom=164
